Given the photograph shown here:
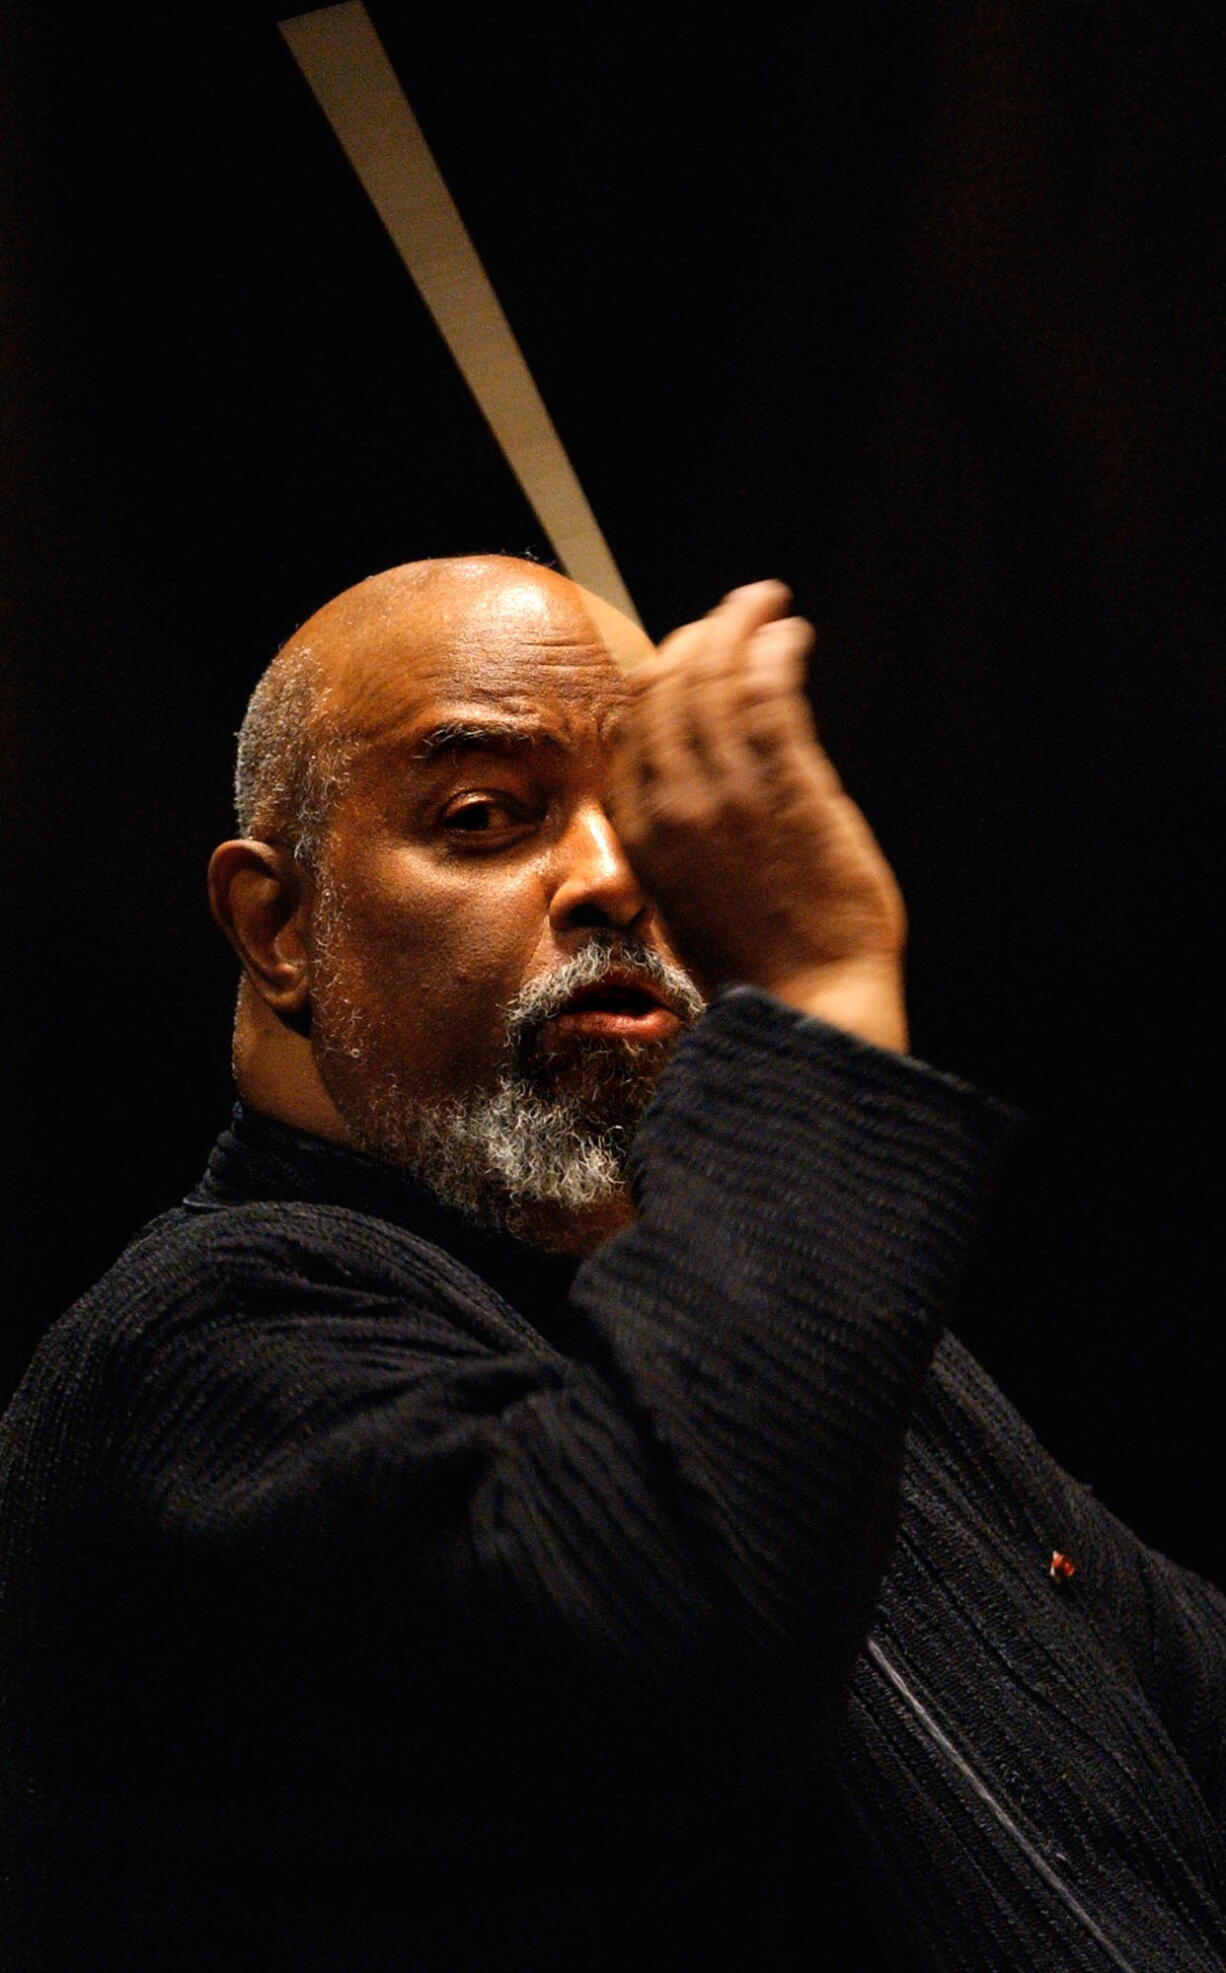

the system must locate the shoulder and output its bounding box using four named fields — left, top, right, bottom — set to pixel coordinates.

left=10, top=1199, right=545, bottom=1430
left=66, top=1197, right=488, bottom=1327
